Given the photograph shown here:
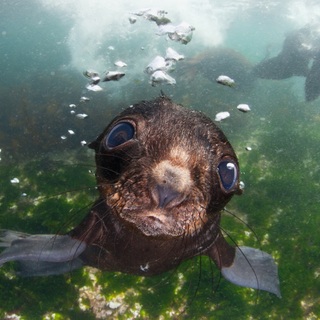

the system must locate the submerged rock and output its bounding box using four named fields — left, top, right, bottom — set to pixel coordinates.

left=181, top=47, right=255, bottom=93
